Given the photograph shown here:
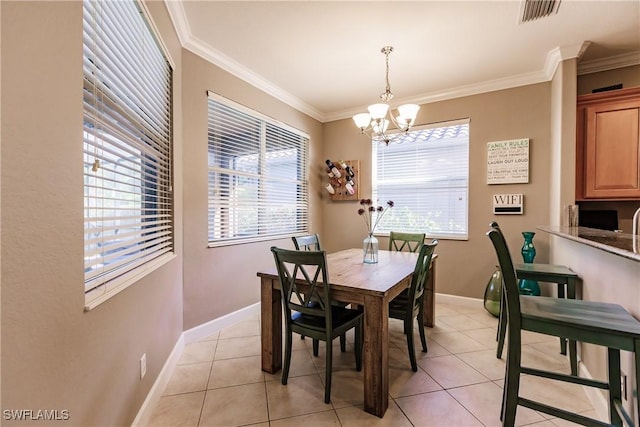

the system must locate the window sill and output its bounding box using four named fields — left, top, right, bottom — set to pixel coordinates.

left=84, top=253, right=176, bottom=311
